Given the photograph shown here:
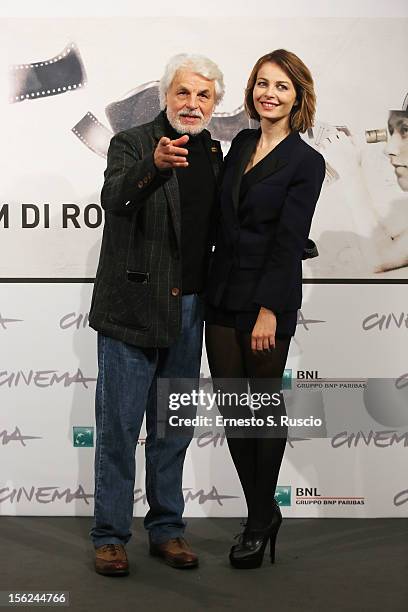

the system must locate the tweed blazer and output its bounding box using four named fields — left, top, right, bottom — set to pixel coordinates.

left=89, top=112, right=222, bottom=347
